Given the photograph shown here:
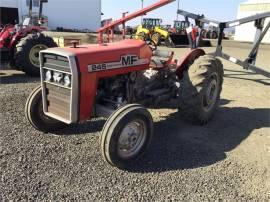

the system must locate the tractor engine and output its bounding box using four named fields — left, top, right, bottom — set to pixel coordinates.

left=97, top=68, right=180, bottom=111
